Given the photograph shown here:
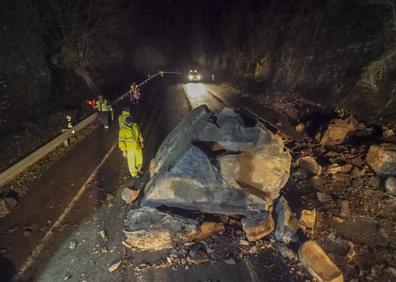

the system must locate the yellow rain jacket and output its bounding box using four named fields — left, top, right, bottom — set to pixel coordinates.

left=118, top=123, right=143, bottom=151
left=95, top=99, right=112, bottom=112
